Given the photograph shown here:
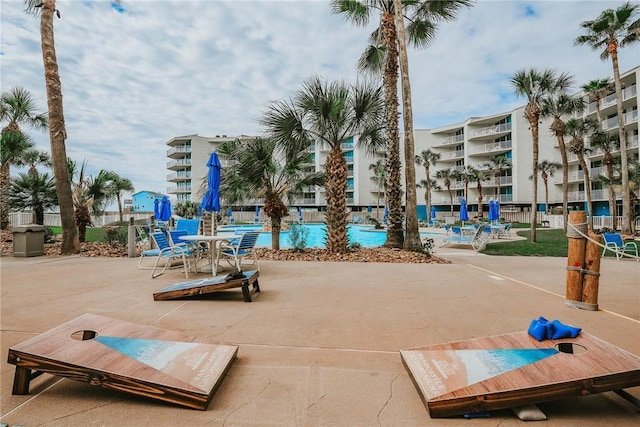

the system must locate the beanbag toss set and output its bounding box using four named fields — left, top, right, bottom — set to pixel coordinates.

left=400, top=331, right=640, bottom=417
left=7, top=314, right=237, bottom=410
